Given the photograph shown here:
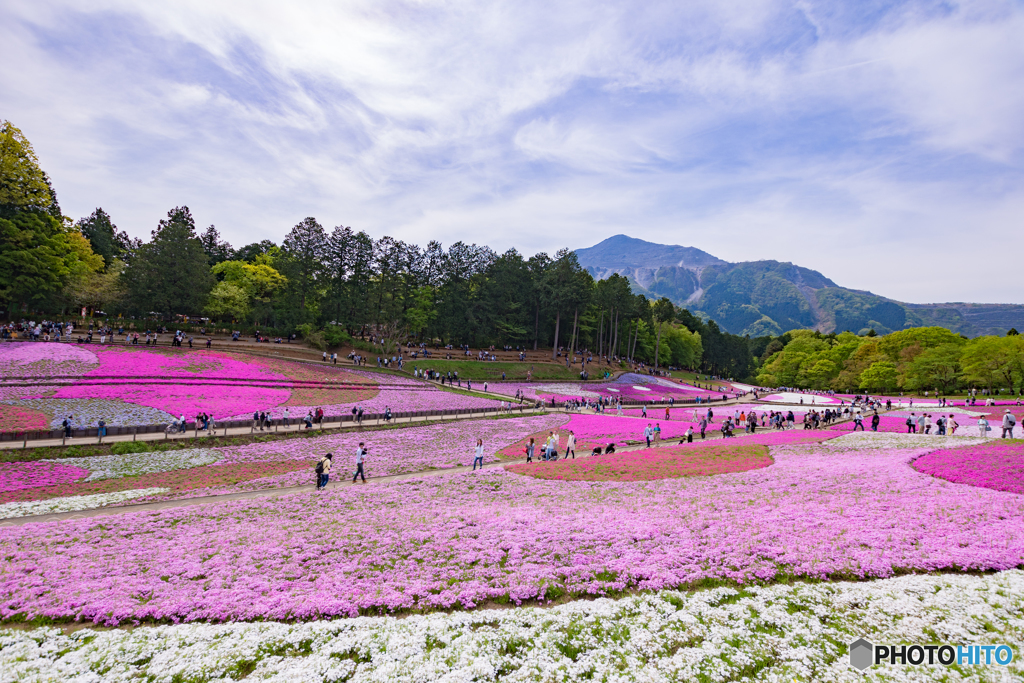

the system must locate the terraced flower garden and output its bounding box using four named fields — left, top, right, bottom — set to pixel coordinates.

left=0, top=345, right=1021, bottom=681
left=0, top=342, right=500, bottom=430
